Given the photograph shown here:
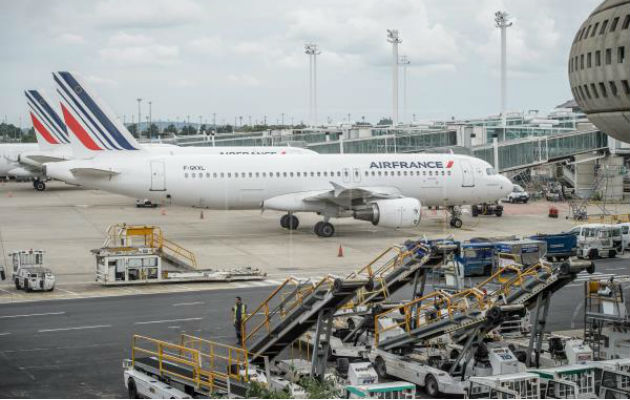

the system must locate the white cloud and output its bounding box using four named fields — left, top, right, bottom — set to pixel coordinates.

left=107, top=32, right=154, bottom=47
left=93, top=0, right=203, bottom=28
left=56, top=33, right=85, bottom=45
left=99, top=44, right=180, bottom=66
left=188, top=36, right=223, bottom=54
left=227, top=74, right=261, bottom=87
left=85, top=75, right=118, bottom=87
